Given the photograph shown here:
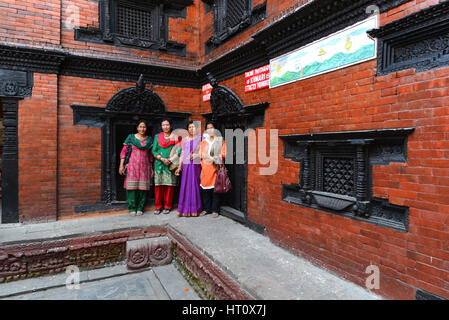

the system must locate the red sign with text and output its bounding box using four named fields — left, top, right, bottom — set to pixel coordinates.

left=245, top=65, right=270, bottom=93
left=202, top=83, right=212, bottom=102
